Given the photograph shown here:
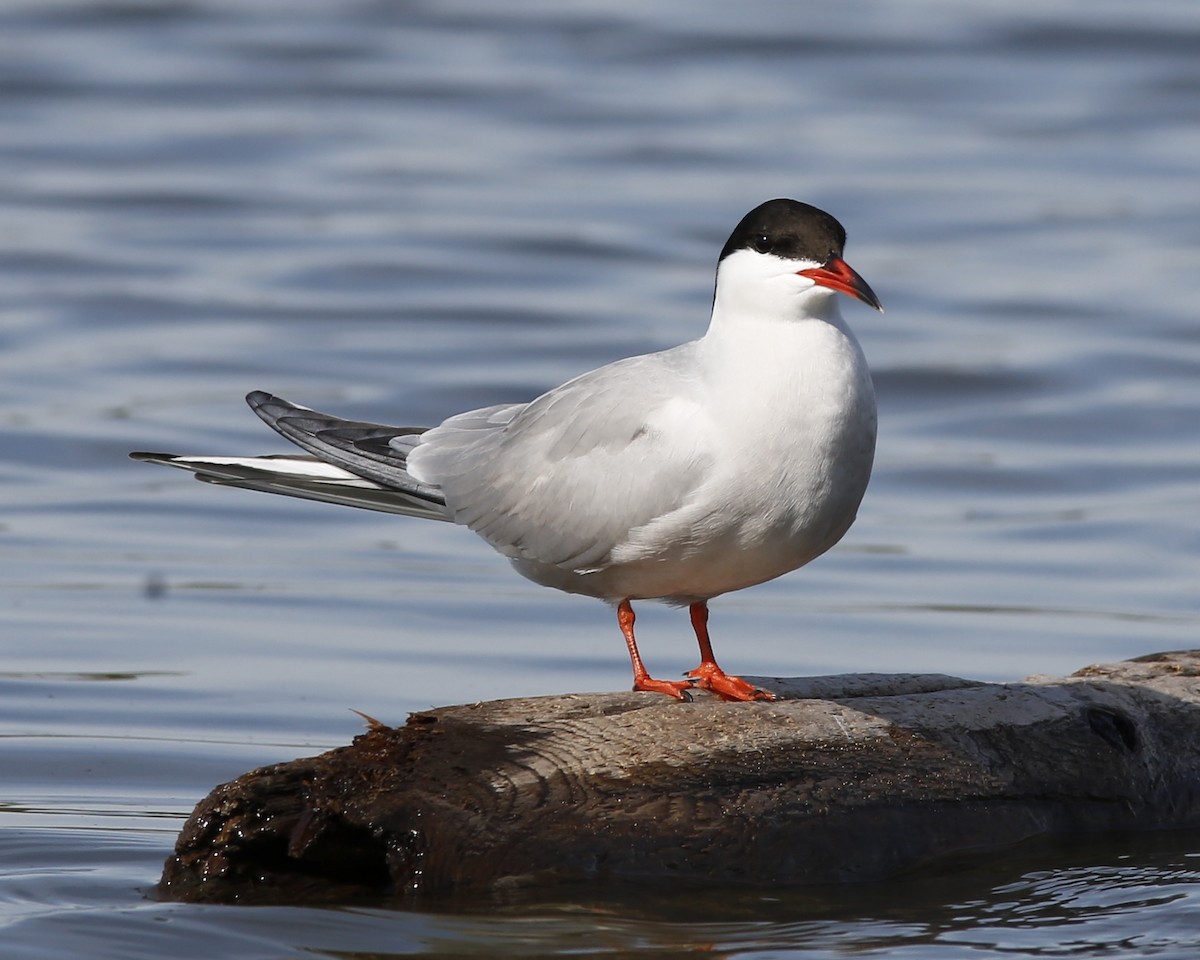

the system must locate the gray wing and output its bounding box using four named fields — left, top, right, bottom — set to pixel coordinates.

left=242, top=391, right=455, bottom=518
left=407, top=345, right=716, bottom=571
left=130, top=392, right=455, bottom=521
